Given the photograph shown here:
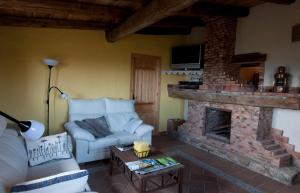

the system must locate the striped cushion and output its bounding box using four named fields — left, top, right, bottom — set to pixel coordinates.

left=11, top=170, right=88, bottom=193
